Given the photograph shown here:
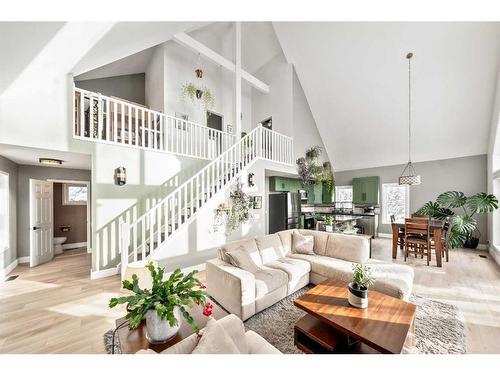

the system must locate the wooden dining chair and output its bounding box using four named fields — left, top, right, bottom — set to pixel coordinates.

left=404, top=217, right=432, bottom=265
left=390, top=214, right=405, bottom=249
left=431, top=221, right=451, bottom=262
